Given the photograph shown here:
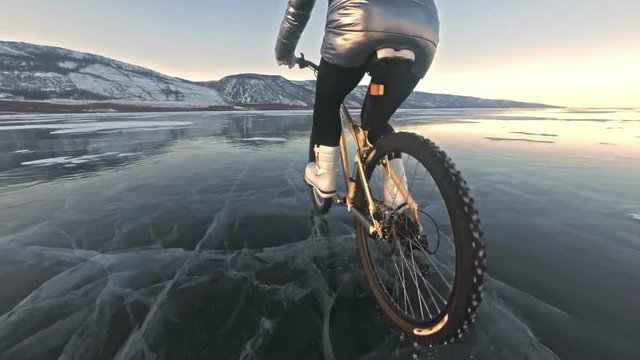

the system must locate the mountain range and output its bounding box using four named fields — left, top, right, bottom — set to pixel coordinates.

left=0, top=41, right=551, bottom=113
